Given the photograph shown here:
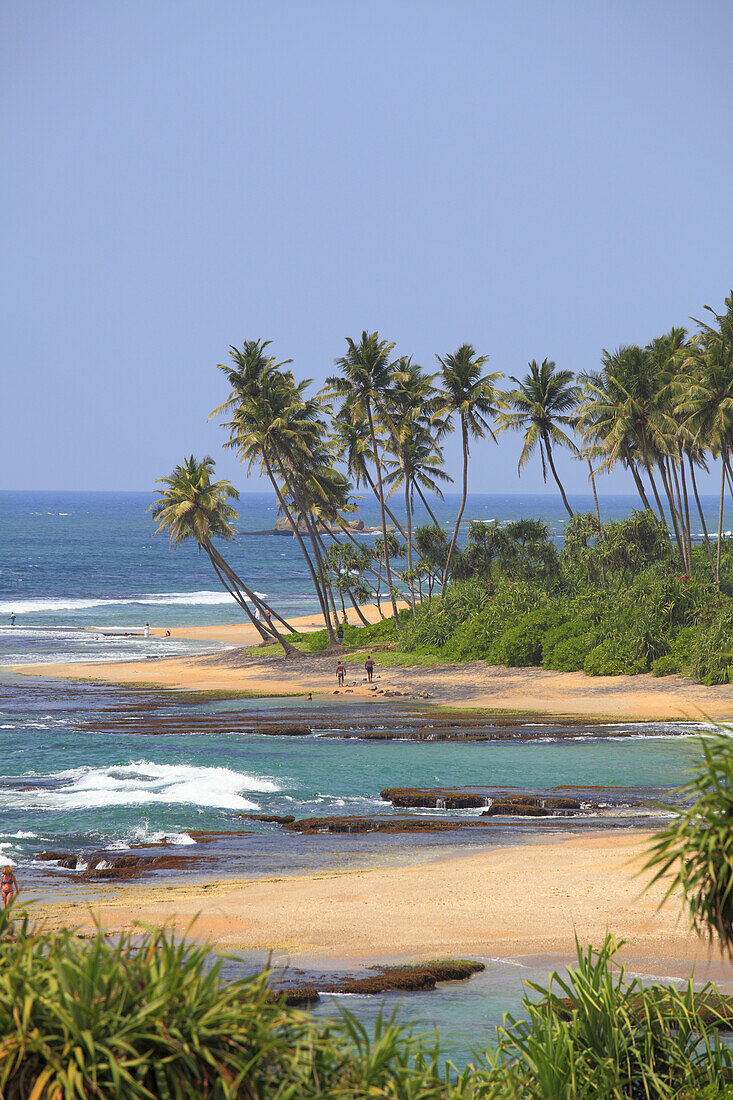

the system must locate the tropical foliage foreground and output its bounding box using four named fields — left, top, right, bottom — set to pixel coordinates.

left=2, top=910, right=732, bottom=1100
left=6, top=732, right=733, bottom=1098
